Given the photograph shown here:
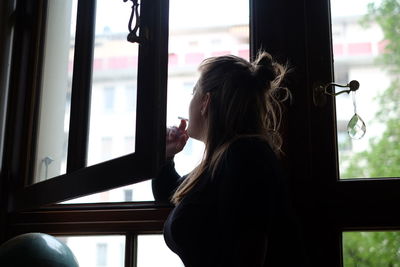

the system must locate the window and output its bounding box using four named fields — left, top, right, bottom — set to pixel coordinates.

left=3, top=0, right=168, bottom=209
left=1, top=1, right=172, bottom=265
left=301, top=0, right=400, bottom=265
left=2, top=0, right=400, bottom=266
left=56, top=236, right=125, bottom=267
left=62, top=0, right=250, bottom=204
